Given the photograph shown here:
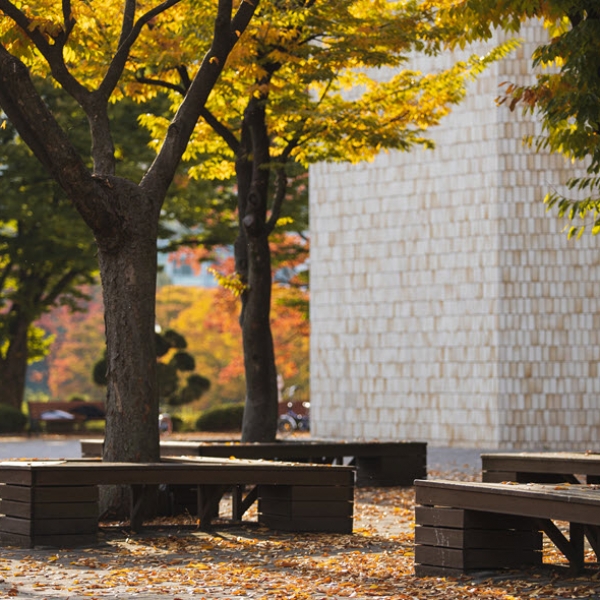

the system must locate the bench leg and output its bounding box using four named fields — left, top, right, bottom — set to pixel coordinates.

left=232, top=485, right=258, bottom=521
left=585, top=525, right=600, bottom=560
left=533, top=518, right=585, bottom=574
left=130, top=485, right=146, bottom=532
left=197, top=485, right=228, bottom=530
